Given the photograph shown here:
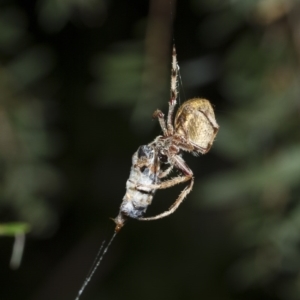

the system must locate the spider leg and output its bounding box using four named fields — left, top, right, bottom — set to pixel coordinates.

left=169, top=135, right=205, bottom=154
left=167, top=45, right=178, bottom=135
left=153, top=110, right=168, bottom=136
left=137, top=173, right=192, bottom=190
left=138, top=153, right=194, bottom=220
left=188, top=141, right=214, bottom=155
left=172, top=135, right=211, bottom=155
left=138, top=152, right=193, bottom=190
left=138, top=177, right=194, bottom=221
left=167, top=100, right=176, bottom=135
left=159, top=165, right=173, bottom=179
